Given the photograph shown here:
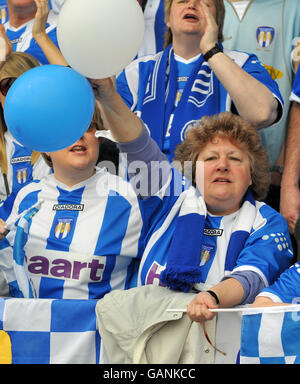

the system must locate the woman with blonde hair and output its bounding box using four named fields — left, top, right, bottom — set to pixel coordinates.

left=0, top=51, right=51, bottom=202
